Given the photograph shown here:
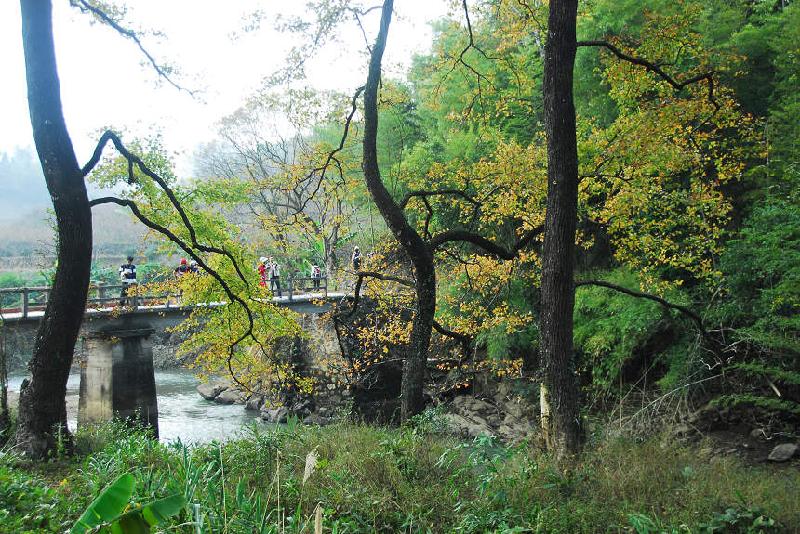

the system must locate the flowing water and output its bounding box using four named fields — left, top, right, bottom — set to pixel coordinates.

left=6, top=369, right=263, bottom=443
